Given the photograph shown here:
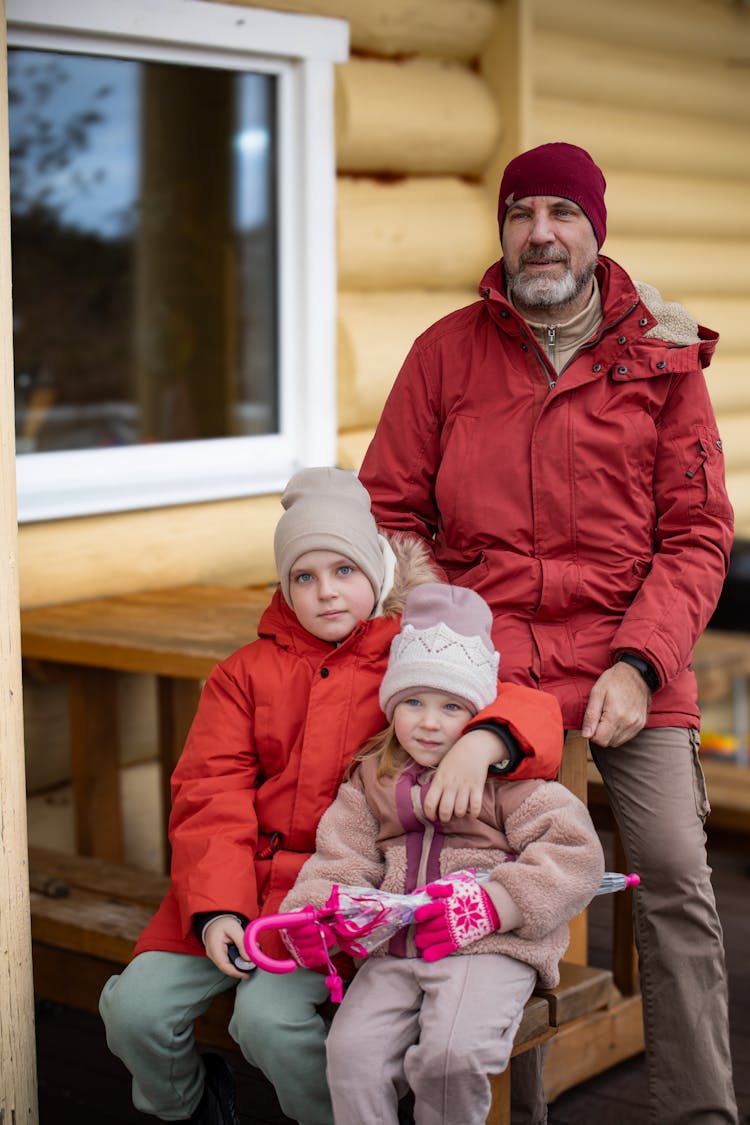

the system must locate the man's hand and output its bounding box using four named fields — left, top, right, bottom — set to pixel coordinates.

left=203, top=915, right=251, bottom=979
left=423, top=728, right=505, bottom=823
left=581, top=662, right=651, bottom=747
